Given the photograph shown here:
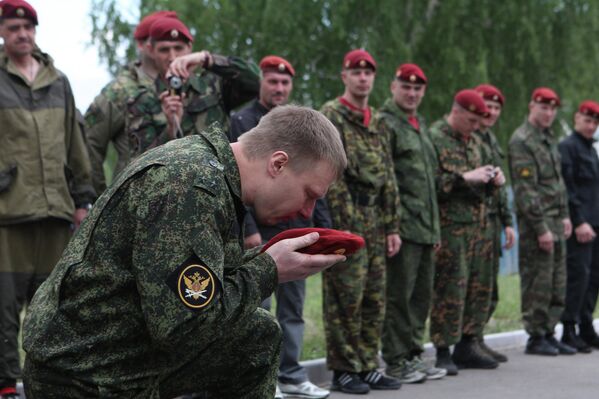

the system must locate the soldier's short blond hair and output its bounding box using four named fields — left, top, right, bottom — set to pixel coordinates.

left=238, top=105, right=347, bottom=179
